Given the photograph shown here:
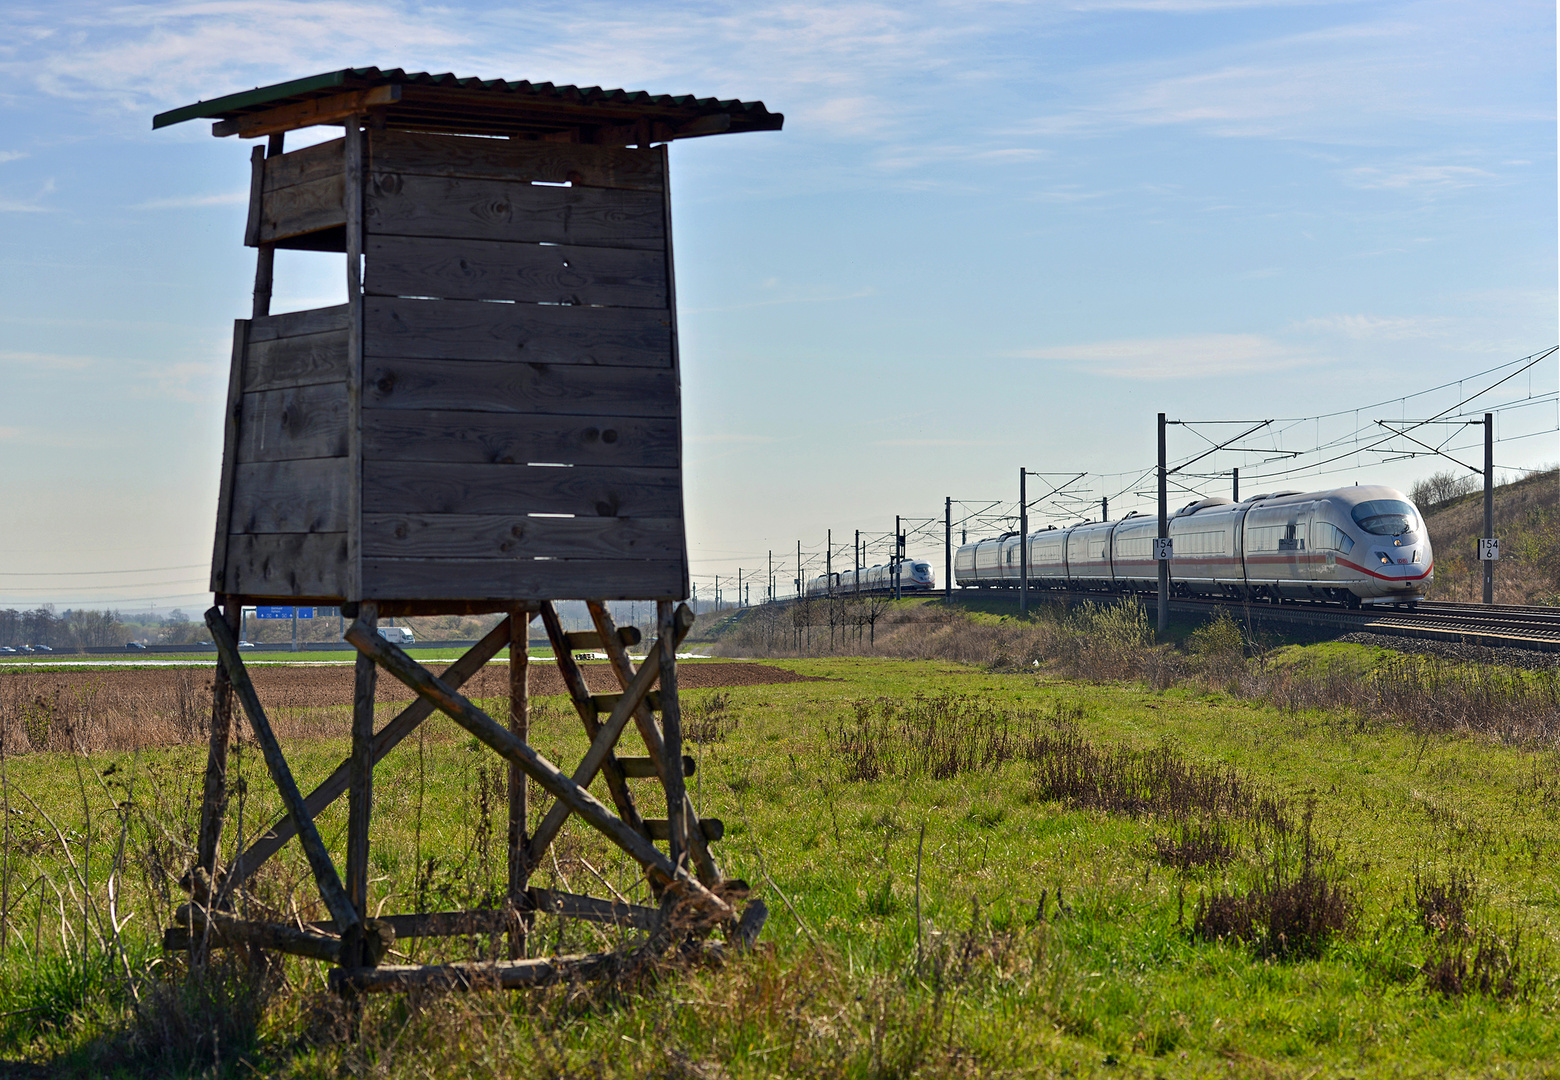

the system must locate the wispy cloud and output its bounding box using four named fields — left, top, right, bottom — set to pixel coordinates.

left=135, top=361, right=222, bottom=404
left=872, top=438, right=1002, bottom=446
left=1016, top=332, right=1316, bottom=378
left=0, top=349, right=94, bottom=370
left=132, top=190, right=247, bottom=209
left=689, top=433, right=782, bottom=444
left=1344, top=163, right=1496, bottom=191
left=0, top=177, right=55, bottom=212
left=1291, top=313, right=1449, bottom=339
left=0, top=151, right=27, bottom=164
